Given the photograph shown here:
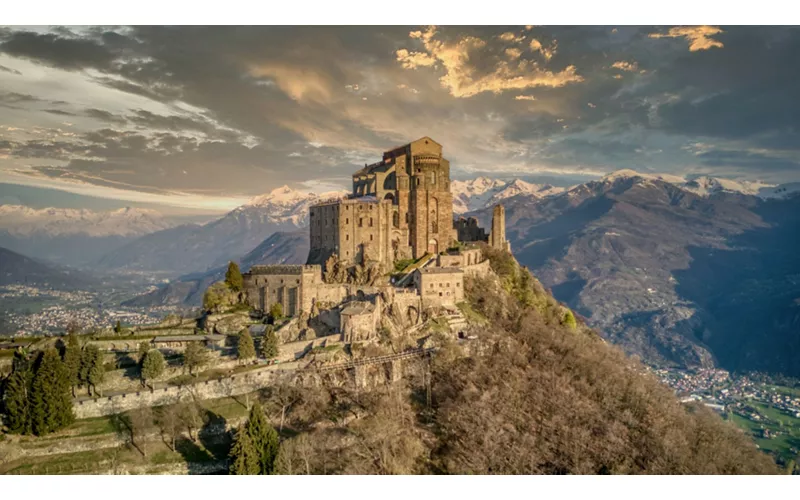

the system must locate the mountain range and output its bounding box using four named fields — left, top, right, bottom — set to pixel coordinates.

left=471, top=170, right=800, bottom=377
left=0, top=206, right=177, bottom=266
left=4, top=171, right=800, bottom=377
